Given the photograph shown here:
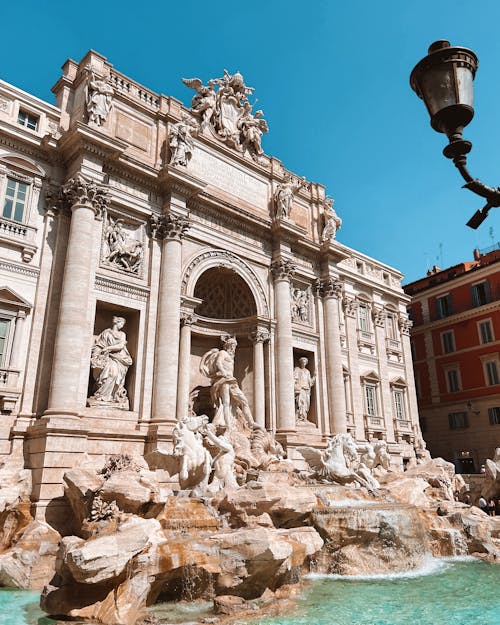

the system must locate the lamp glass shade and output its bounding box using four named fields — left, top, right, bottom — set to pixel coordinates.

left=410, top=41, right=478, bottom=136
